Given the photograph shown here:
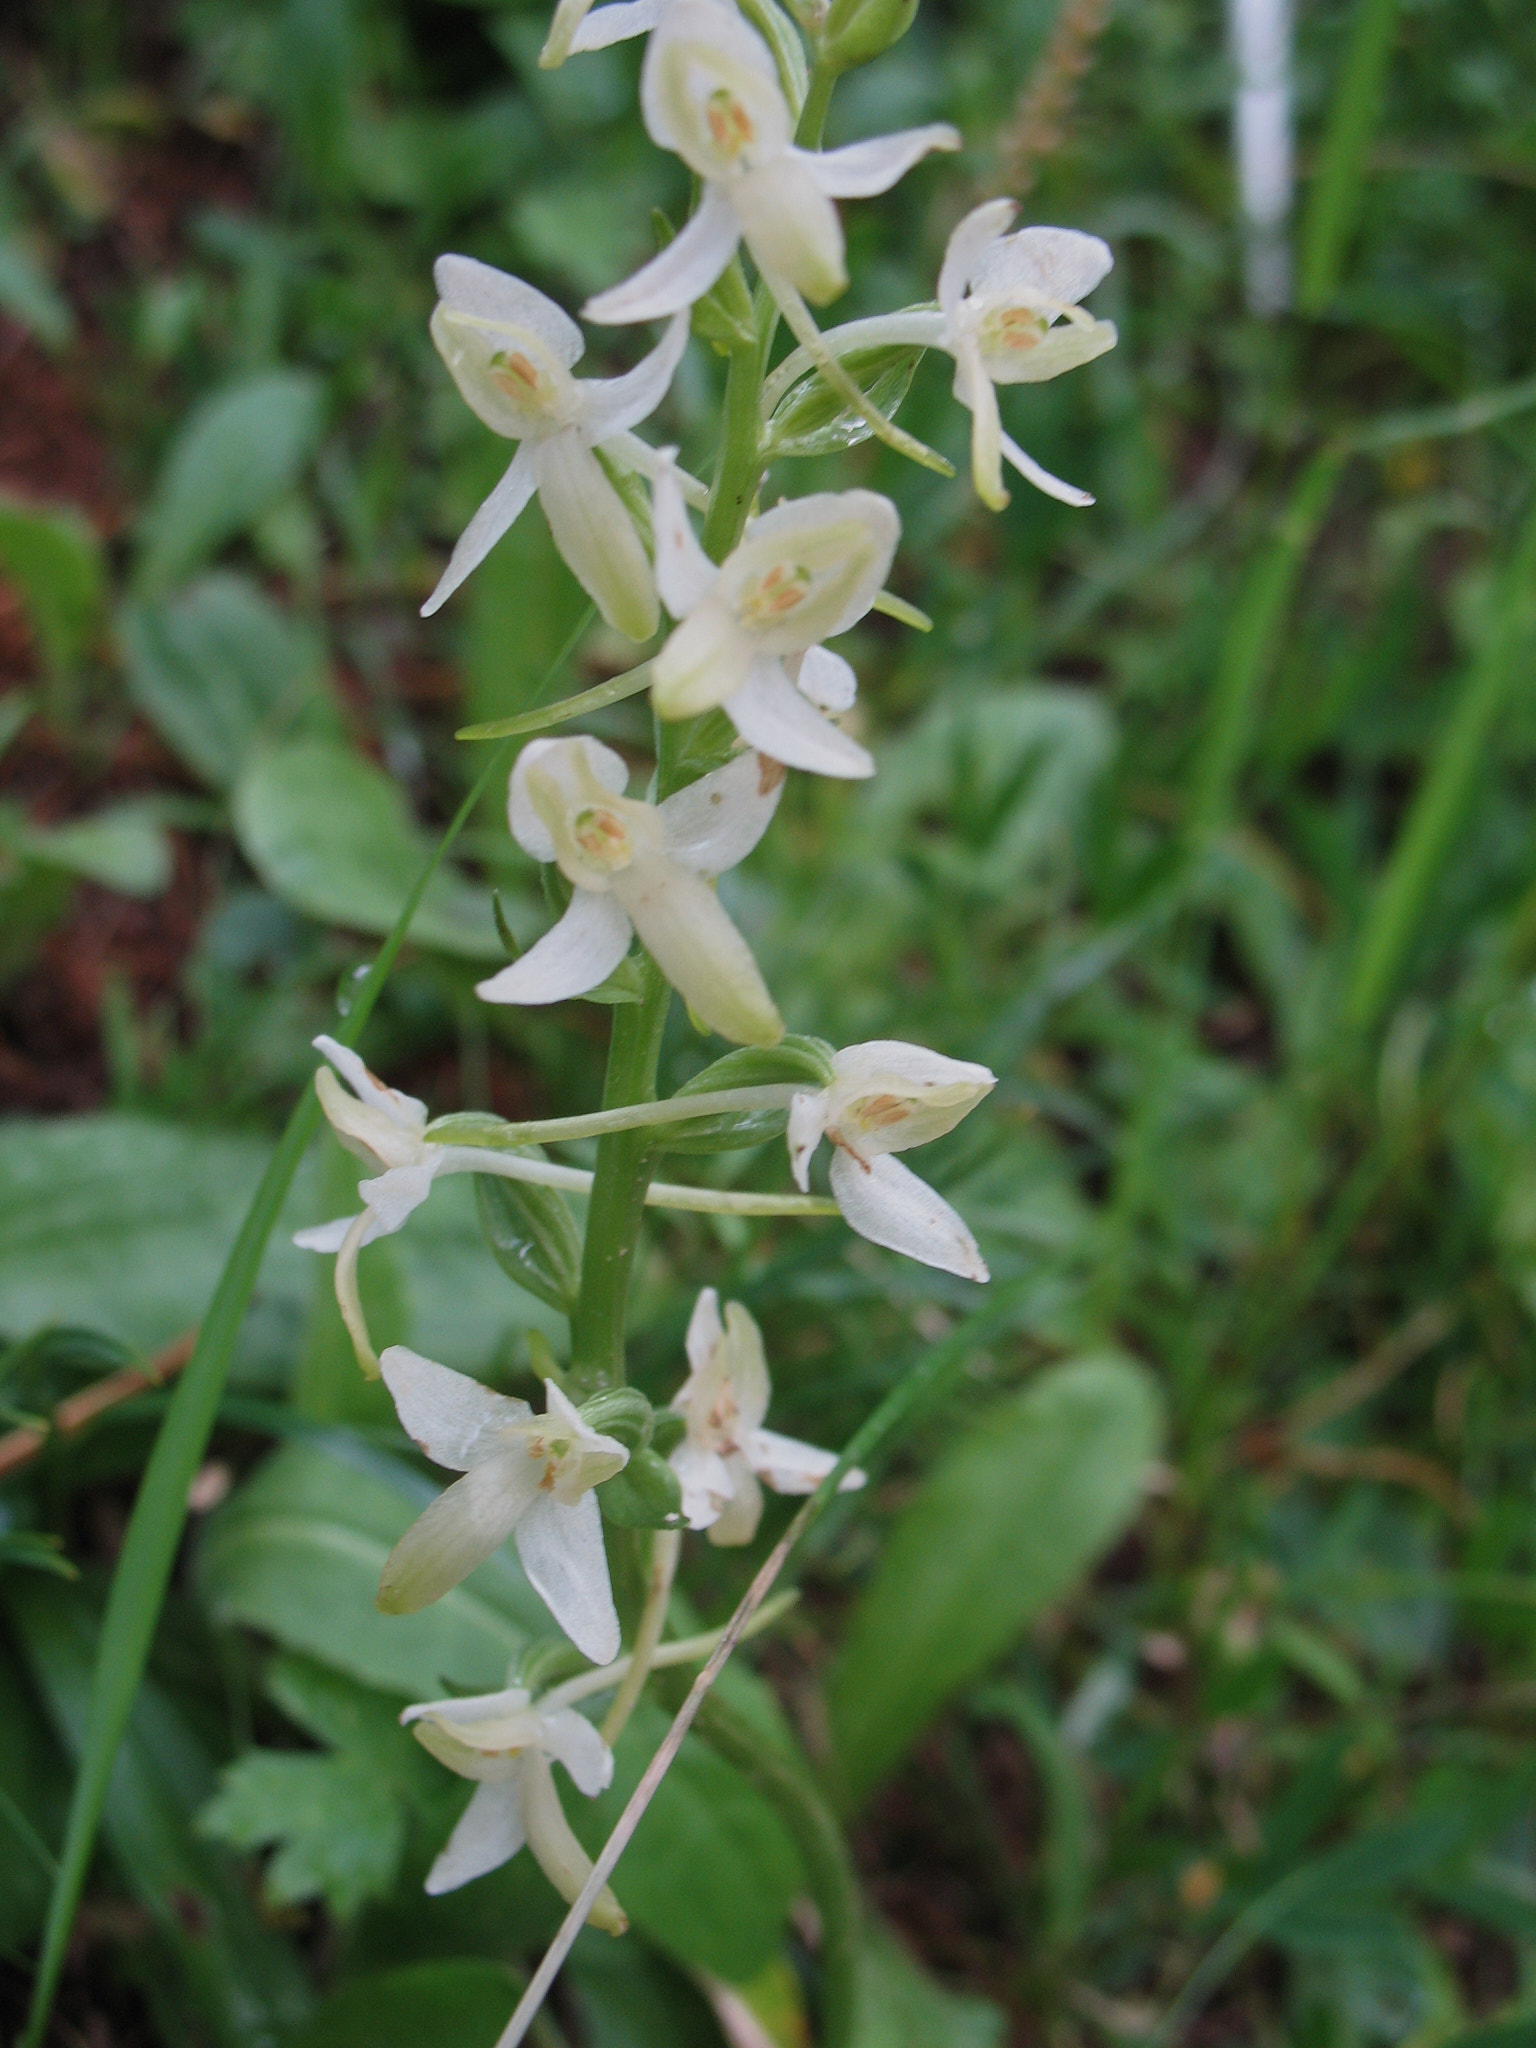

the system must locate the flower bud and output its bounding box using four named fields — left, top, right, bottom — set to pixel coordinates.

left=819, top=0, right=919, bottom=73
